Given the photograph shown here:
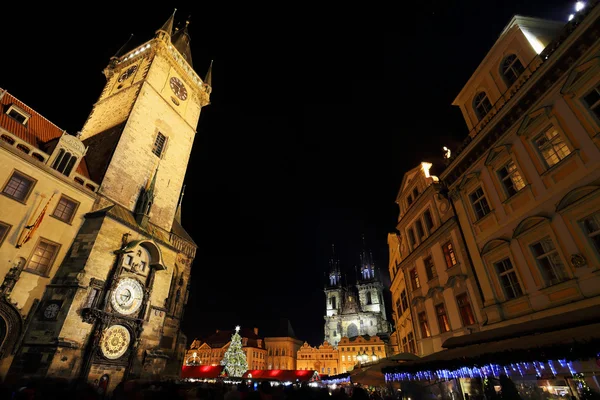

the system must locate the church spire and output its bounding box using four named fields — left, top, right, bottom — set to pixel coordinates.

left=156, top=9, right=177, bottom=40
left=328, top=244, right=341, bottom=287
left=359, top=234, right=376, bottom=281
left=172, top=17, right=193, bottom=67
left=174, top=184, right=185, bottom=224
left=204, top=60, right=213, bottom=87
